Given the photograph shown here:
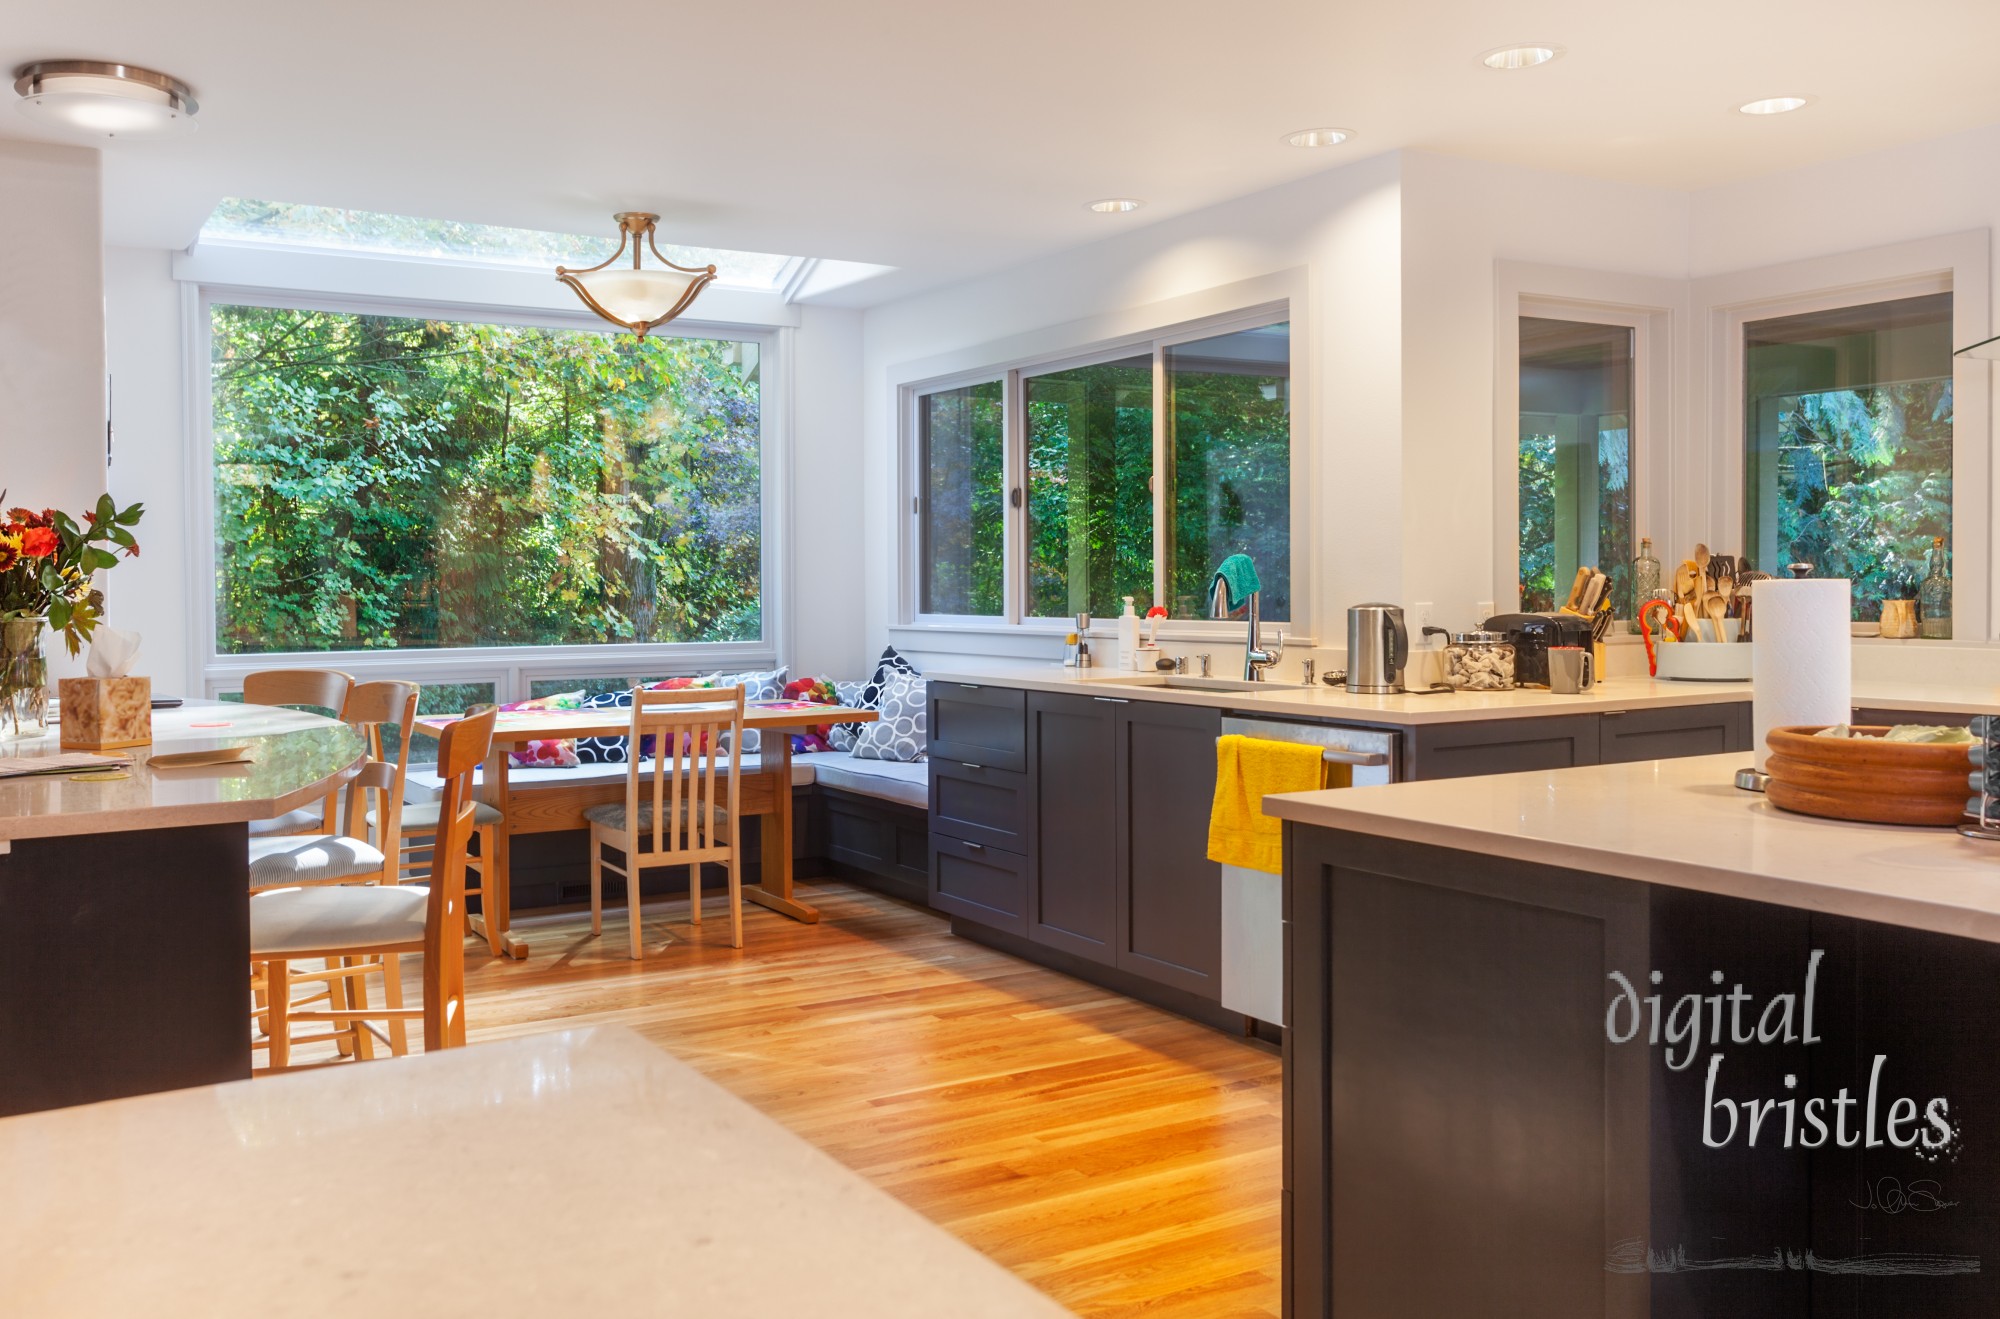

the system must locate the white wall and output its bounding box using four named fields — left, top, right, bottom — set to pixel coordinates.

left=858, top=148, right=1693, bottom=665
left=788, top=303, right=868, bottom=677
left=0, top=141, right=106, bottom=680
left=104, top=247, right=190, bottom=693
